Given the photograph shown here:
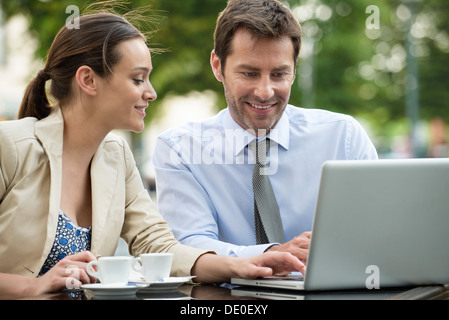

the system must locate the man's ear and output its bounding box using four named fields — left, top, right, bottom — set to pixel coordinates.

left=210, top=50, right=224, bottom=82
left=75, top=65, right=98, bottom=96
